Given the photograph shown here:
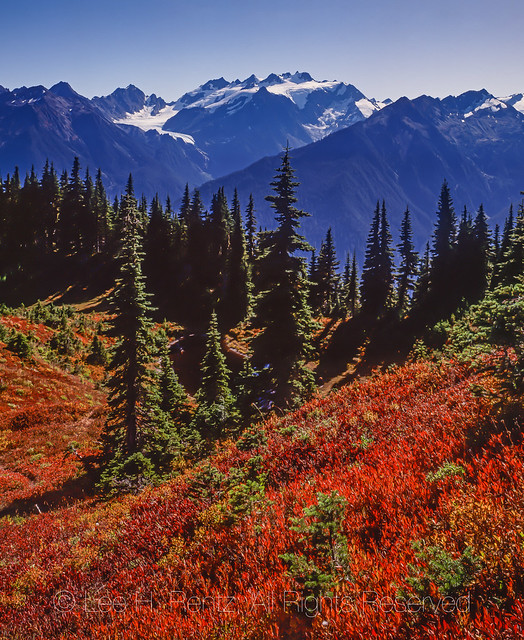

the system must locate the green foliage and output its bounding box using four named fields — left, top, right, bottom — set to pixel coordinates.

left=6, top=331, right=32, bottom=359
left=236, top=424, right=267, bottom=452
left=446, top=282, right=524, bottom=389
left=251, top=147, right=315, bottom=409
left=227, top=466, right=267, bottom=523
left=407, top=542, right=481, bottom=598
left=396, top=207, right=418, bottom=312
left=360, top=201, right=395, bottom=316
left=87, top=333, right=108, bottom=366
left=191, top=311, right=240, bottom=440
left=426, top=461, right=465, bottom=483
left=280, top=490, right=350, bottom=598
left=49, top=323, right=81, bottom=357
left=99, top=185, right=178, bottom=494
